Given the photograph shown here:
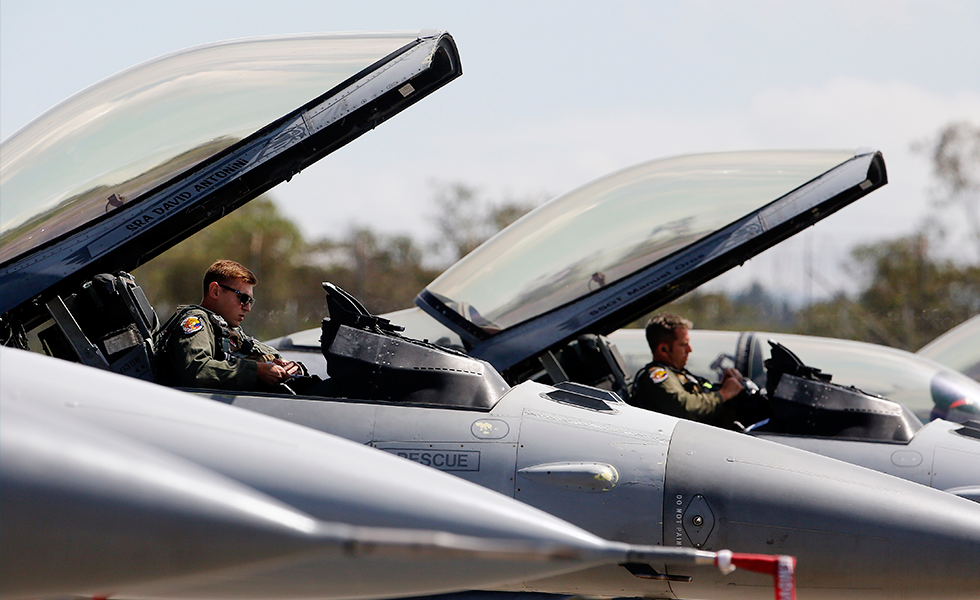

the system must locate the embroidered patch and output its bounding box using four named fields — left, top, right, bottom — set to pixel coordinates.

left=180, top=316, right=204, bottom=335
left=649, top=367, right=669, bottom=384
